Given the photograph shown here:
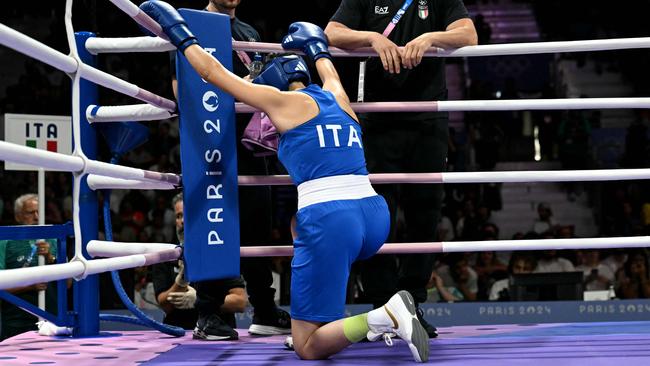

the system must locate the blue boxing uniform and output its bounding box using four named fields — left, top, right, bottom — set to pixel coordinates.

left=278, top=84, right=390, bottom=322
